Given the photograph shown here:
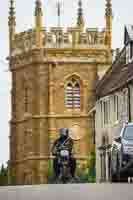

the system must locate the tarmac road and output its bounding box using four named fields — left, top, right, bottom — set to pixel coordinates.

left=0, top=184, right=133, bottom=200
